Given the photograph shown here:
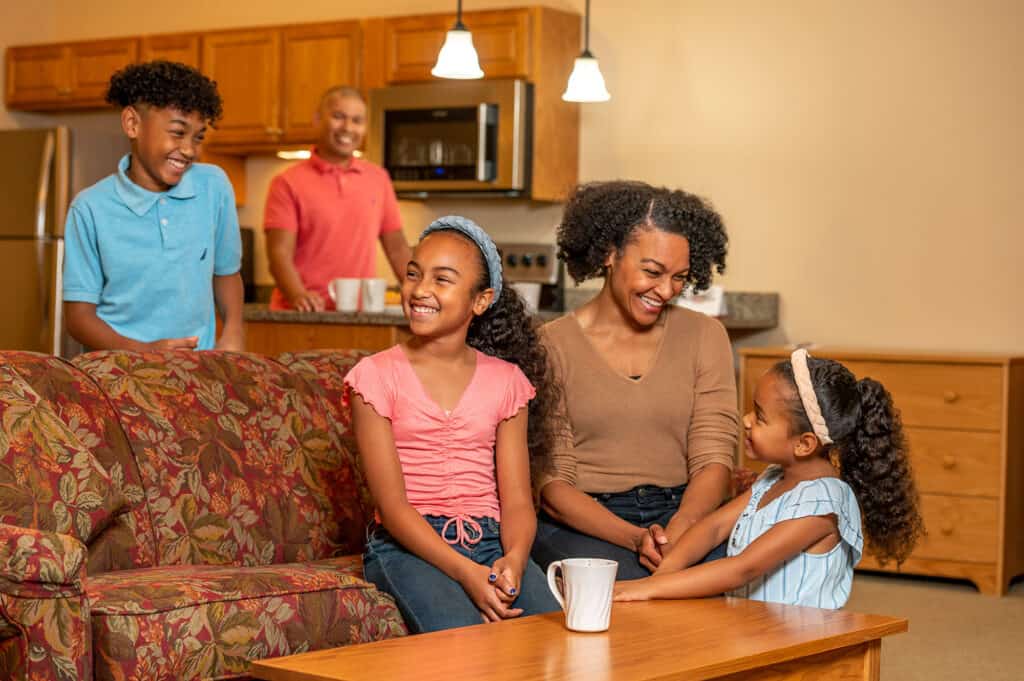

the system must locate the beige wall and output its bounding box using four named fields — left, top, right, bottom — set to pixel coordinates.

left=4, top=1, right=1022, bottom=352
